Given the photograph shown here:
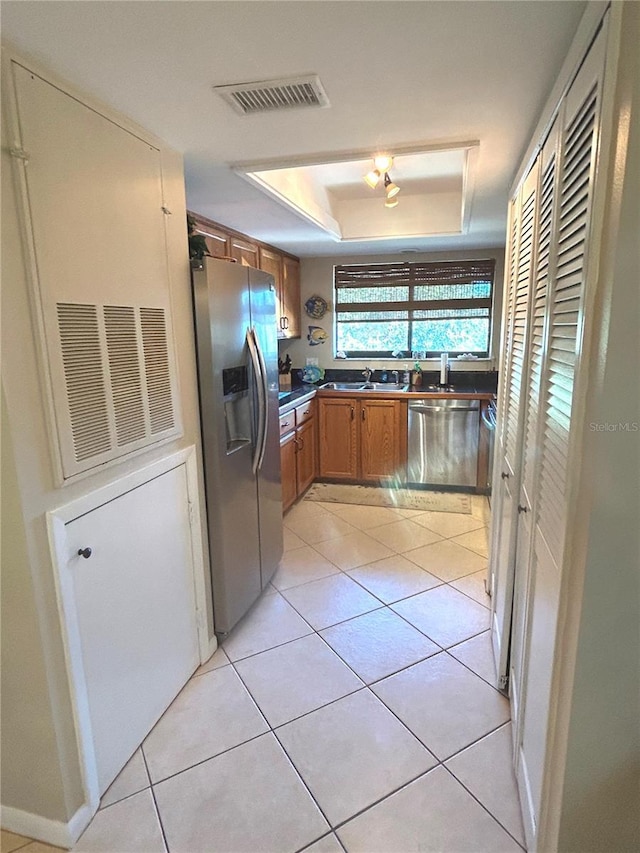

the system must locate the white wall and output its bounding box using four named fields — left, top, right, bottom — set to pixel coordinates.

left=0, top=48, right=211, bottom=830
left=279, top=247, right=504, bottom=374
left=555, top=4, right=640, bottom=847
